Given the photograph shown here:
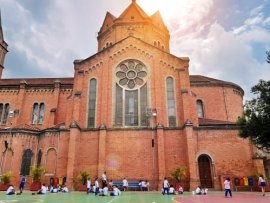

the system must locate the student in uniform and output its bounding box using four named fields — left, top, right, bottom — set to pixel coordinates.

left=86, top=177, right=91, bottom=194
left=258, top=175, right=266, bottom=196
left=94, top=177, right=99, bottom=196
left=110, top=185, right=121, bottom=196
left=6, top=184, right=15, bottom=195
left=162, top=177, right=169, bottom=195
left=168, top=185, right=175, bottom=195
left=122, top=177, right=128, bottom=191
left=37, top=184, right=47, bottom=195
